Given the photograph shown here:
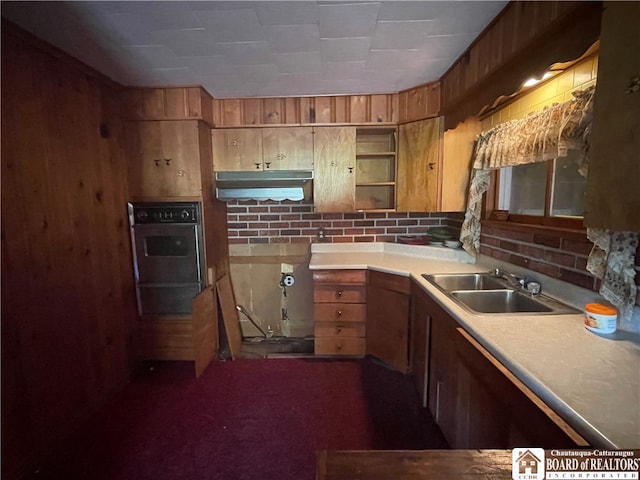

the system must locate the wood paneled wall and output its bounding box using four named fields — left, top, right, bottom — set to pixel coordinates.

left=122, top=86, right=215, bottom=127
left=1, top=23, right=137, bottom=480
left=440, top=1, right=602, bottom=130
left=213, top=93, right=400, bottom=127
